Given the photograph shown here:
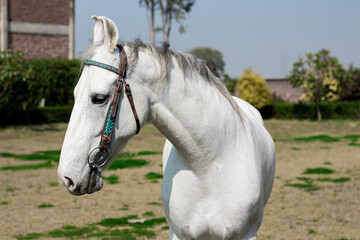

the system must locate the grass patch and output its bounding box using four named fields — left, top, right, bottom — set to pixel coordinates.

left=342, top=135, right=360, bottom=142
left=147, top=202, right=161, bottom=206
left=348, top=142, right=360, bottom=146
left=143, top=211, right=155, bottom=217
left=16, top=214, right=168, bottom=239
left=1, top=161, right=53, bottom=171
left=0, top=150, right=157, bottom=171
left=294, top=135, right=340, bottom=142
left=48, top=182, right=58, bottom=187
left=284, top=183, right=320, bottom=192
left=1, top=201, right=8, bottom=205
left=5, top=186, right=14, bottom=192
left=0, top=150, right=60, bottom=162
left=134, top=151, right=162, bottom=156
left=108, top=159, right=148, bottom=170
left=97, top=215, right=138, bottom=227
left=317, top=177, right=351, bottom=183
left=291, top=147, right=301, bottom=151
left=102, top=174, right=119, bottom=184
left=37, top=203, right=54, bottom=208
left=47, top=226, right=97, bottom=238
left=303, top=167, right=334, bottom=174
left=145, top=172, right=163, bottom=180
left=323, top=161, right=332, bottom=165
